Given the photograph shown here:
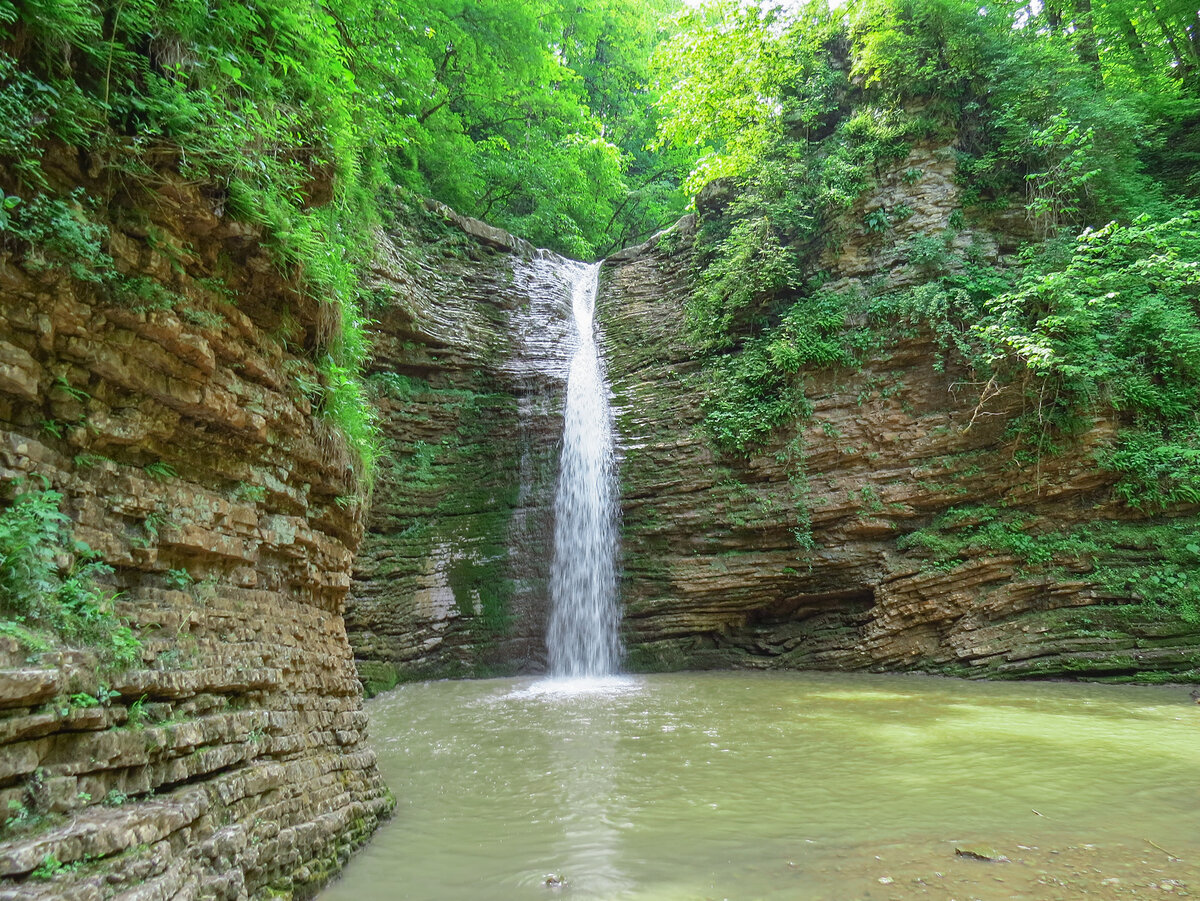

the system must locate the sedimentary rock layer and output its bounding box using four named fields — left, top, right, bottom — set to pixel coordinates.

left=0, top=148, right=390, bottom=898
left=345, top=212, right=576, bottom=690
left=597, top=148, right=1200, bottom=681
